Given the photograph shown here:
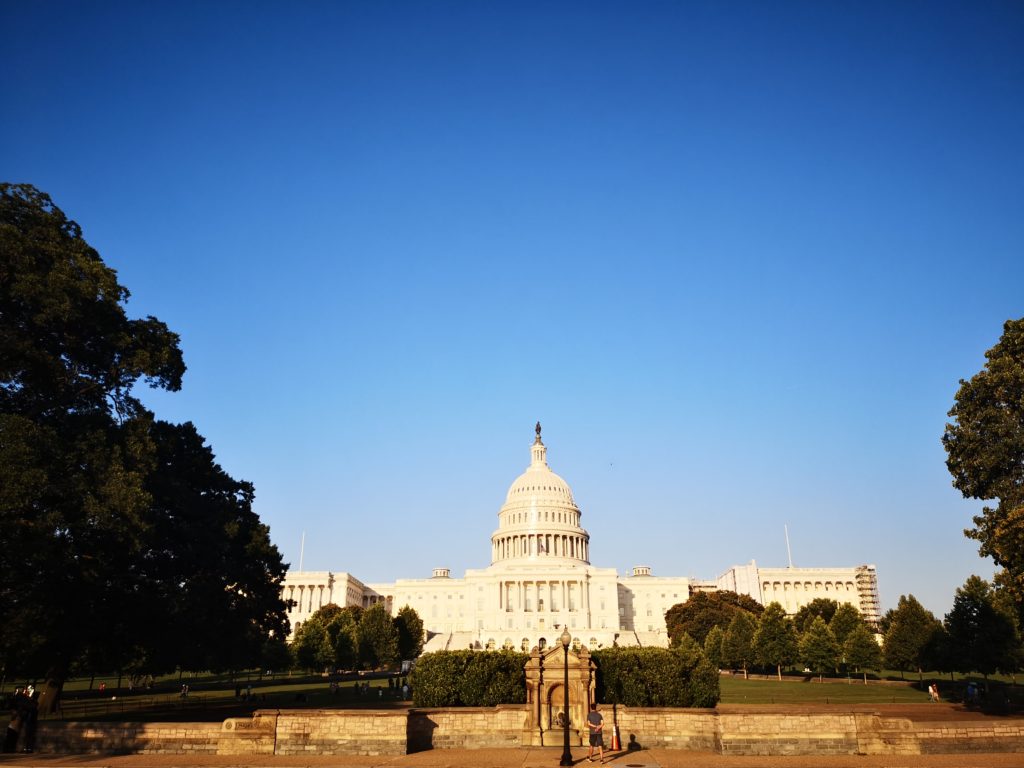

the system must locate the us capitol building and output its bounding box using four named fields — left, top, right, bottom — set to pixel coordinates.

left=282, top=425, right=881, bottom=652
